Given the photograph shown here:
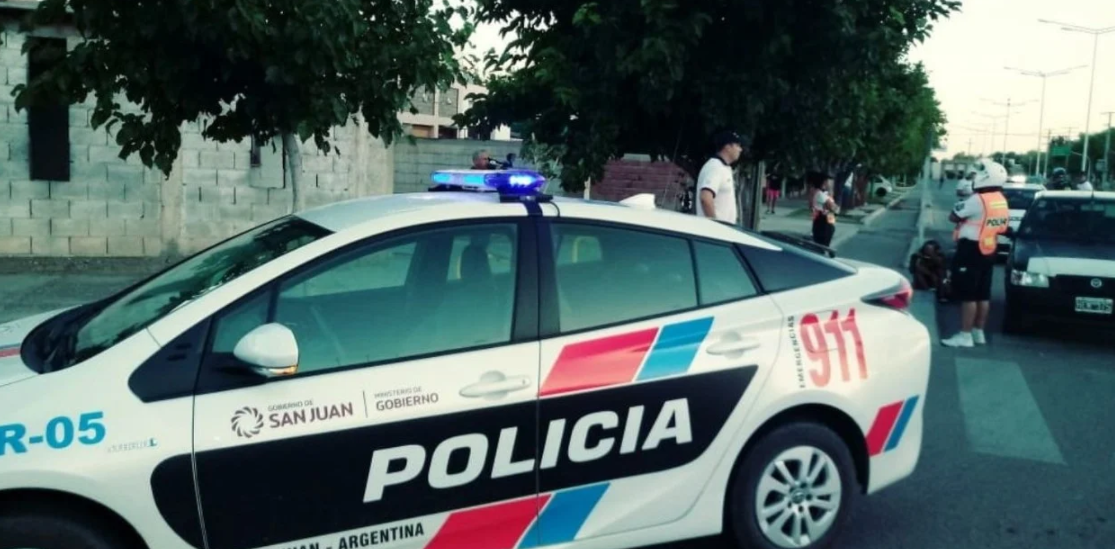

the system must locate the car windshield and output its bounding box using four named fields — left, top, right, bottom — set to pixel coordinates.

left=36, top=216, right=331, bottom=372
left=1017, top=197, right=1115, bottom=244
left=1002, top=188, right=1038, bottom=210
